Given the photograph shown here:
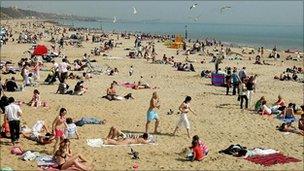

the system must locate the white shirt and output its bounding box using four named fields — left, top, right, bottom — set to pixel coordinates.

left=65, top=123, right=77, bottom=139
left=53, top=63, right=59, bottom=72
left=58, top=62, right=68, bottom=73
left=5, top=103, right=22, bottom=121
left=262, top=105, right=271, bottom=114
